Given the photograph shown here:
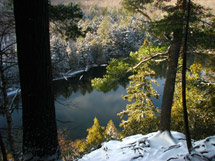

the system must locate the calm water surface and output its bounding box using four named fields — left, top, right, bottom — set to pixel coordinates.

left=54, top=66, right=164, bottom=139
left=0, top=66, right=165, bottom=140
